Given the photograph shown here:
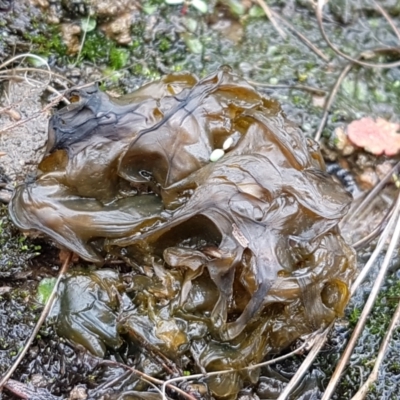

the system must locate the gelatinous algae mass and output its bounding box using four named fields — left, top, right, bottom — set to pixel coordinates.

left=9, top=67, right=356, bottom=398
